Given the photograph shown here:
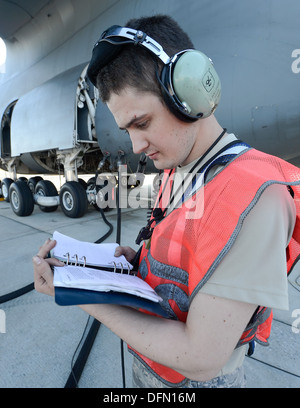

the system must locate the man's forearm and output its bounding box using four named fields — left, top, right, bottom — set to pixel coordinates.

left=78, top=303, right=211, bottom=380
left=79, top=292, right=256, bottom=382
